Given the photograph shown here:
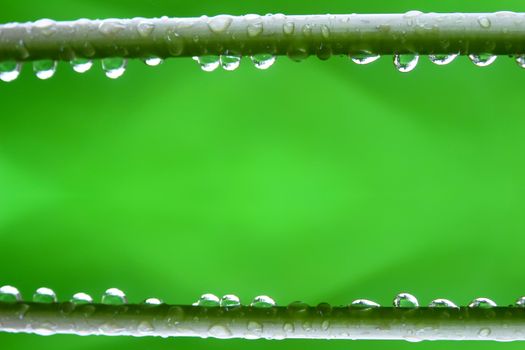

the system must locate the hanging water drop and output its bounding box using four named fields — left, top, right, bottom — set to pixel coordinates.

left=144, top=57, right=163, bottom=66
left=101, top=58, right=127, bottom=79
left=468, top=297, right=497, bottom=308
left=251, top=54, right=276, bottom=70
left=33, top=287, right=57, bottom=303
left=143, top=298, right=163, bottom=305
left=101, top=288, right=127, bottom=305
left=394, top=54, right=419, bottom=72
left=316, top=302, right=332, bottom=316
left=0, top=61, right=22, bottom=82
left=220, top=55, right=241, bottom=71
left=193, top=56, right=220, bottom=72
left=468, top=54, right=497, bottom=67
left=251, top=295, right=276, bottom=308
left=287, top=45, right=309, bottom=62
left=194, top=293, right=220, bottom=307
left=220, top=294, right=240, bottom=308
left=33, top=60, right=57, bottom=80
left=71, top=292, right=93, bottom=305
left=428, top=299, right=458, bottom=308
left=349, top=51, right=380, bottom=65
left=393, top=293, right=419, bottom=308
left=0, top=285, right=22, bottom=302
left=428, top=53, right=458, bottom=65
left=515, top=296, right=525, bottom=307
left=350, top=299, right=380, bottom=308
left=70, top=58, right=93, bottom=73
left=515, top=55, right=525, bottom=68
